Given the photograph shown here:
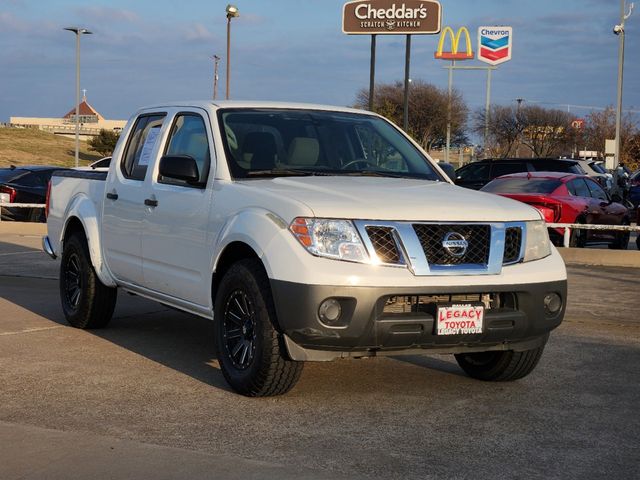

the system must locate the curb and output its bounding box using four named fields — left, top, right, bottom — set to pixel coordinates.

left=0, top=222, right=47, bottom=235
left=558, top=247, right=640, bottom=268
